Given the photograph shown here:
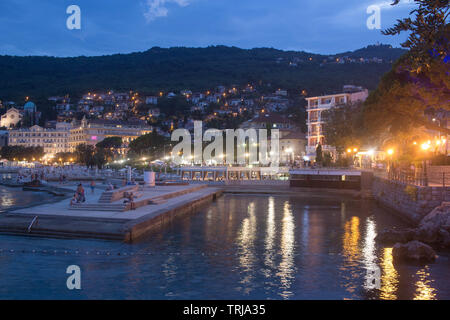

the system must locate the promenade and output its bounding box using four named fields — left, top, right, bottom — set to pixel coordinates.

left=0, top=183, right=222, bottom=242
